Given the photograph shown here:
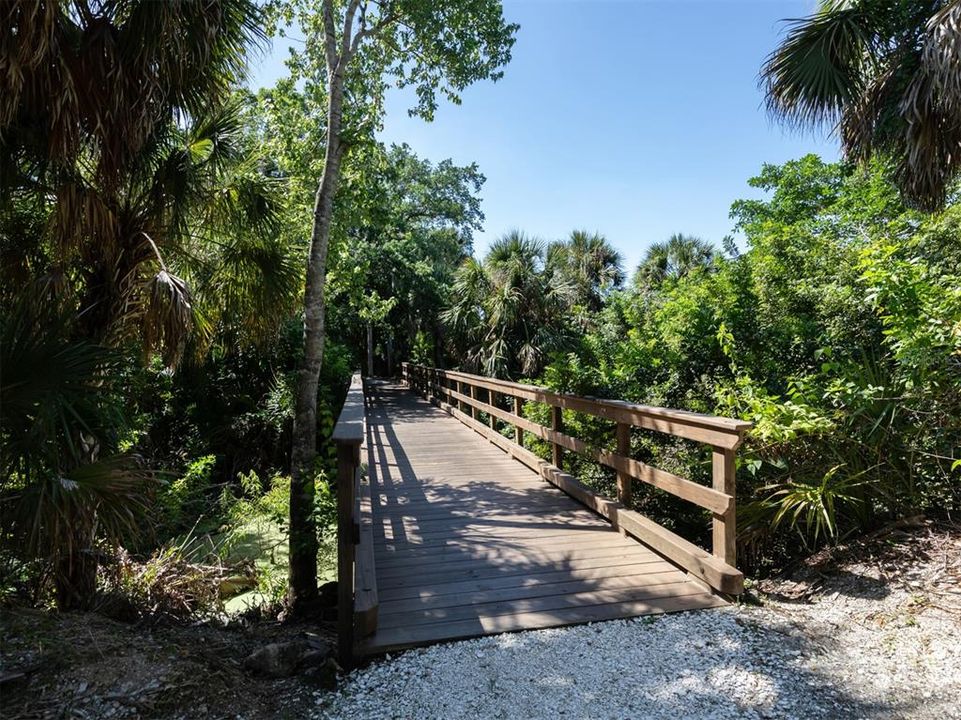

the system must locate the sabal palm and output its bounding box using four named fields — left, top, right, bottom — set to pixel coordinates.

left=547, top=230, right=624, bottom=314
left=0, top=0, right=283, bottom=608
left=762, top=0, right=961, bottom=211
left=0, top=0, right=280, bottom=365
left=443, top=231, right=572, bottom=378
left=634, top=233, right=716, bottom=291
